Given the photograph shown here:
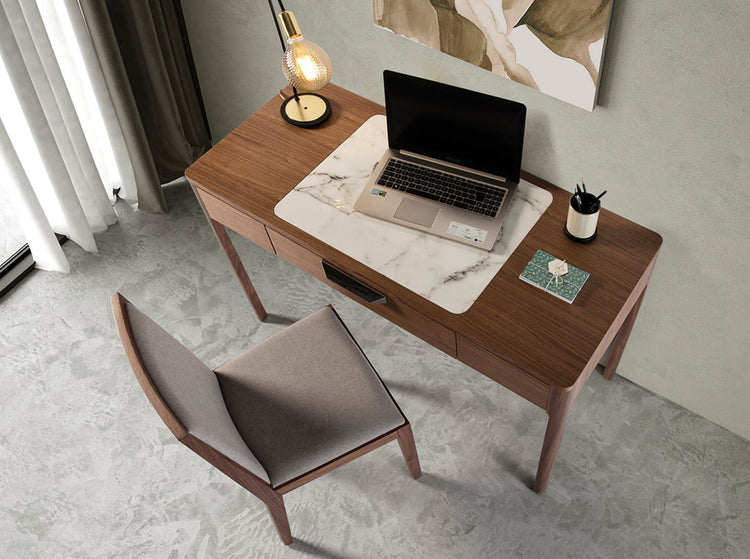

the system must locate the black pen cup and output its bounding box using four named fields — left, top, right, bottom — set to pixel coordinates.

left=565, top=192, right=599, bottom=243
